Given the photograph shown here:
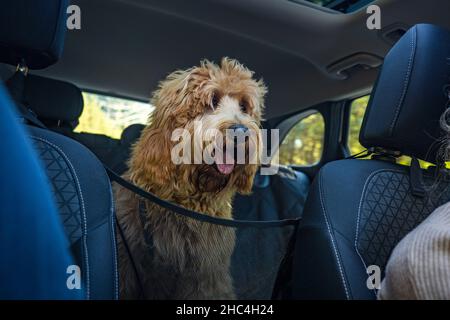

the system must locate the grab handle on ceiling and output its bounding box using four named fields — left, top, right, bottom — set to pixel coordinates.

left=327, top=53, right=383, bottom=80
